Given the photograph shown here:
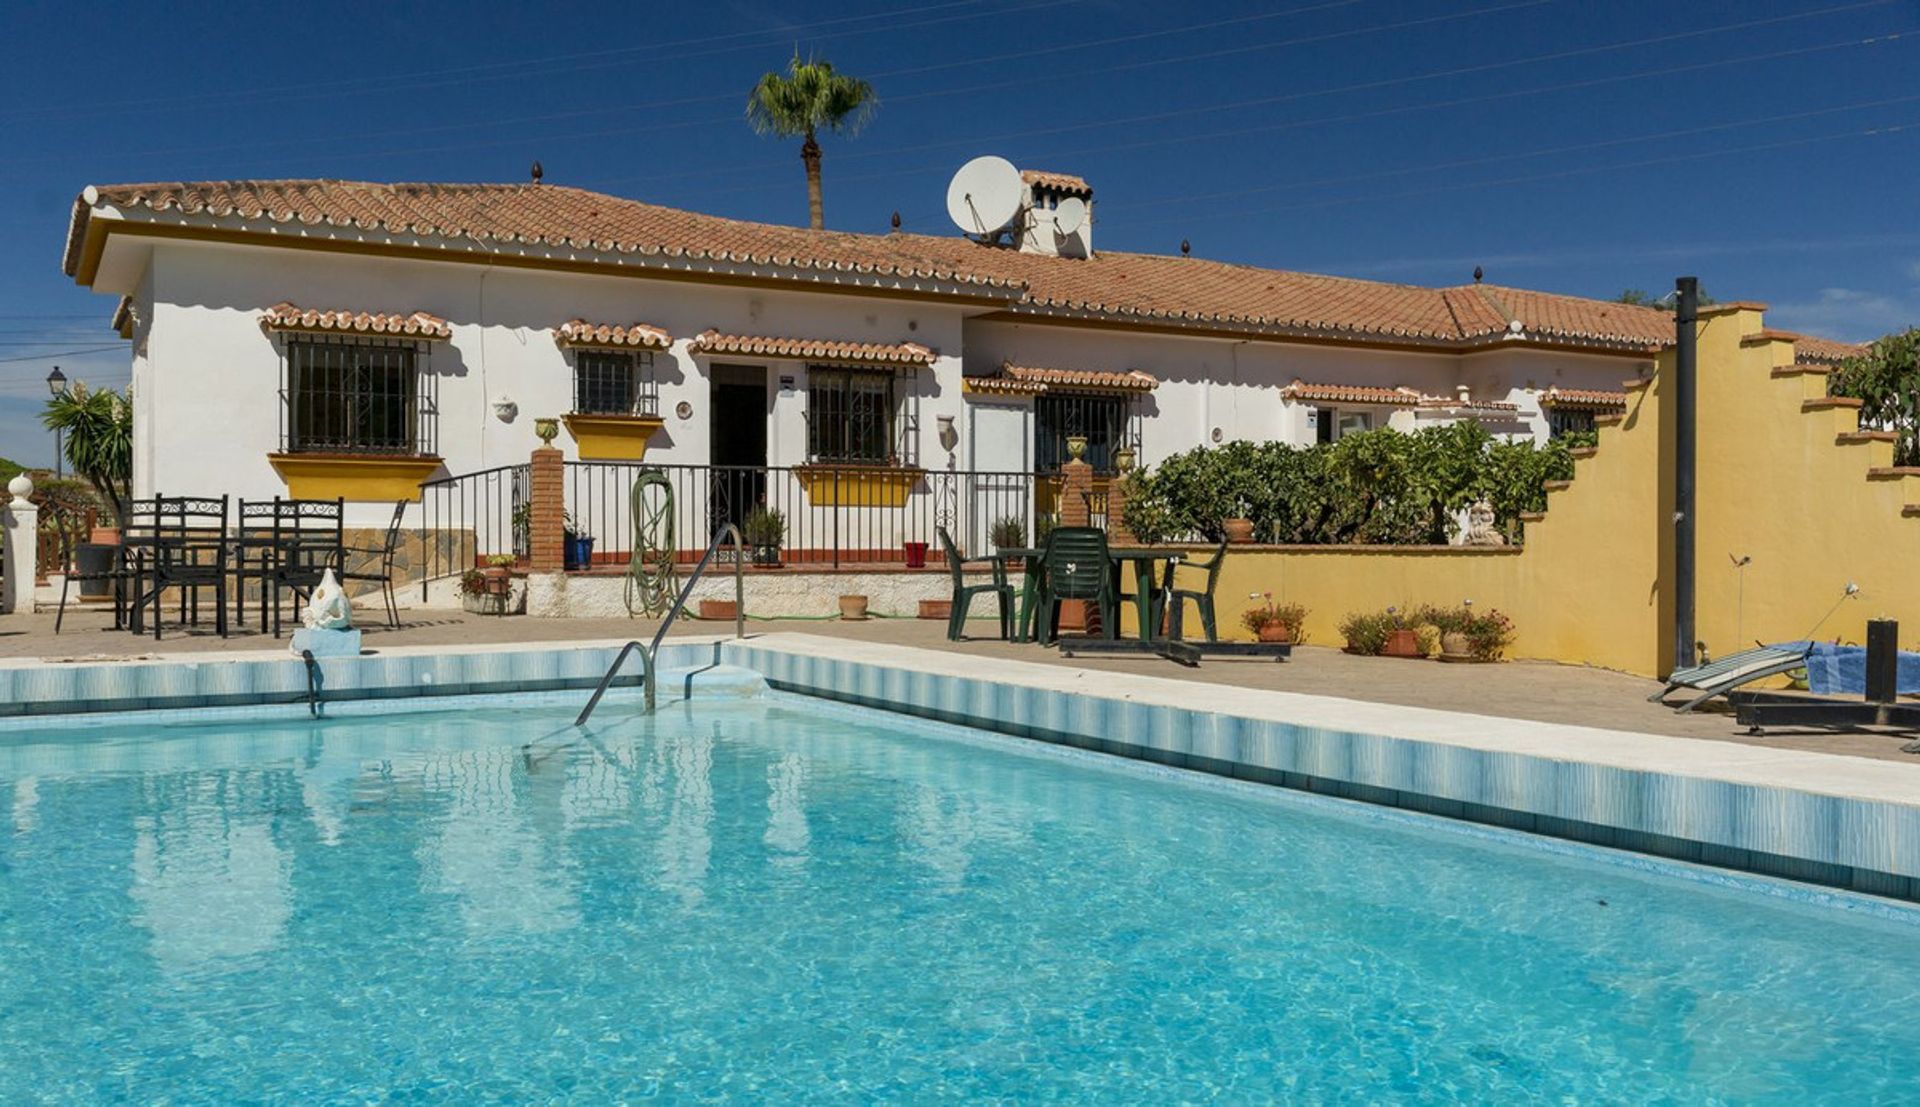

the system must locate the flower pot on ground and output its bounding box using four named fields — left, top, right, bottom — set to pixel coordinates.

left=1337, top=610, right=1393, bottom=655
left=1257, top=623, right=1290, bottom=643
left=1241, top=593, right=1302, bottom=645
left=74, top=542, right=116, bottom=599
left=838, top=594, right=870, bottom=621
left=1222, top=517, right=1256, bottom=544
left=698, top=599, right=739, bottom=621
left=1383, top=628, right=1422, bottom=658
left=902, top=541, right=929, bottom=569
left=743, top=507, right=786, bottom=568
left=1438, top=631, right=1475, bottom=662
left=563, top=535, right=596, bottom=571
left=918, top=599, right=952, bottom=620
